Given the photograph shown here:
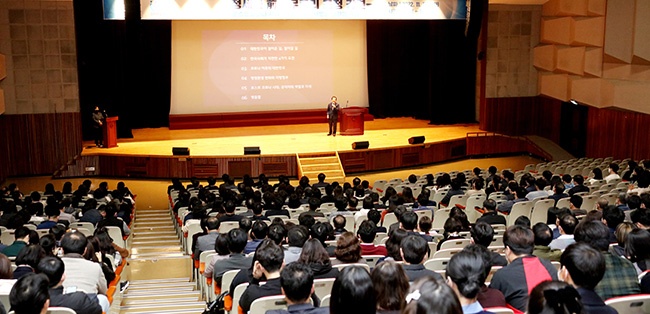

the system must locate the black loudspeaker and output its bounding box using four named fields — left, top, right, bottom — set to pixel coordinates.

left=172, top=147, right=190, bottom=156
left=409, top=136, right=426, bottom=145
left=244, top=147, right=261, bottom=155
left=352, top=141, right=370, bottom=150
